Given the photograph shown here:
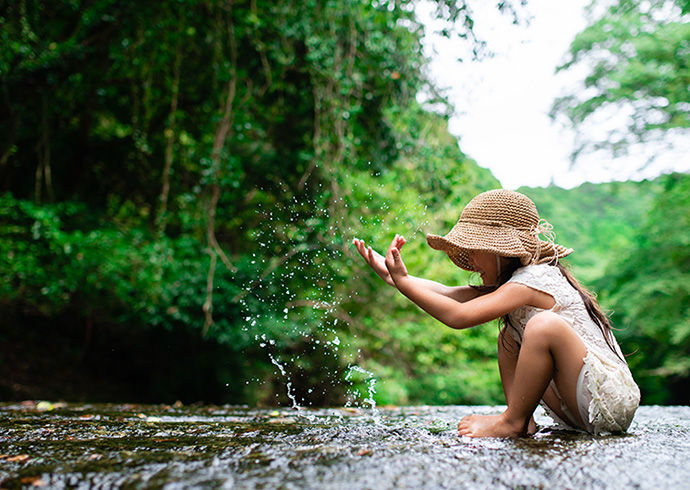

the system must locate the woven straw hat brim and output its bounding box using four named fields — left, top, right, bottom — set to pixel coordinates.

left=426, top=222, right=573, bottom=272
